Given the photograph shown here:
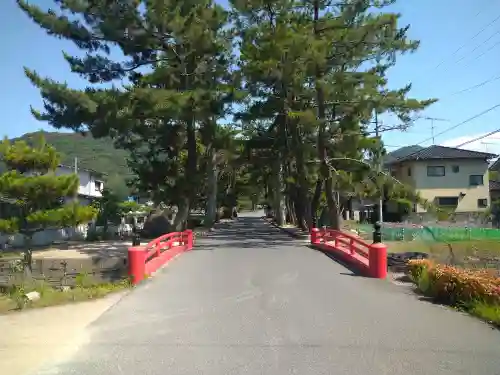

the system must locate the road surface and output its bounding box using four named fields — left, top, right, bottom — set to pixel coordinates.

left=34, top=212, right=500, bottom=375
